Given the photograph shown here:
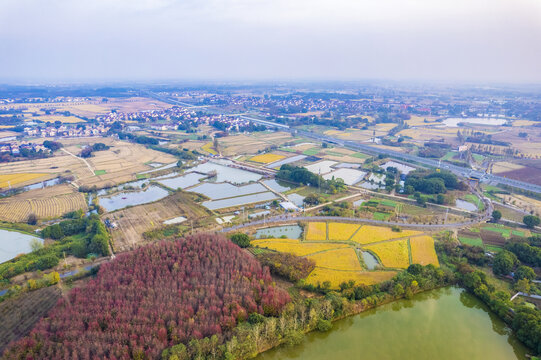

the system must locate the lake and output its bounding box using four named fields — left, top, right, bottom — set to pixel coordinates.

left=443, top=117, right=507, bottom=127
left=98, top=185, right=170, bottom=212
left=0, top=229, right=43, bottom=264
left=257, top=287, right=528, bottom=360
left=255, top=225, right=303, bottom=239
